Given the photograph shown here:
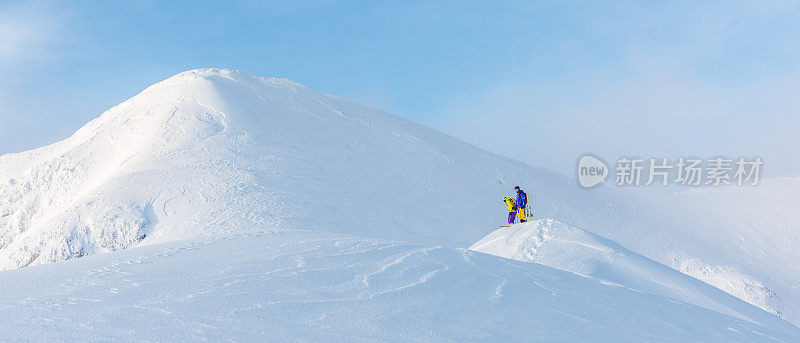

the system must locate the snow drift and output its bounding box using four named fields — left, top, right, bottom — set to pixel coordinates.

left=470, top=219, right=786, bottom=327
